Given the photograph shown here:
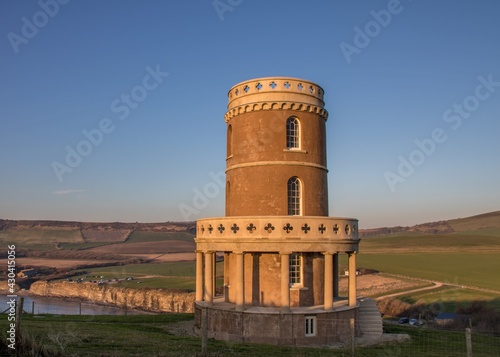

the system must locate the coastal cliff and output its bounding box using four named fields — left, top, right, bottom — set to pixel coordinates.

left=30, top=281, right=195, bottom=313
